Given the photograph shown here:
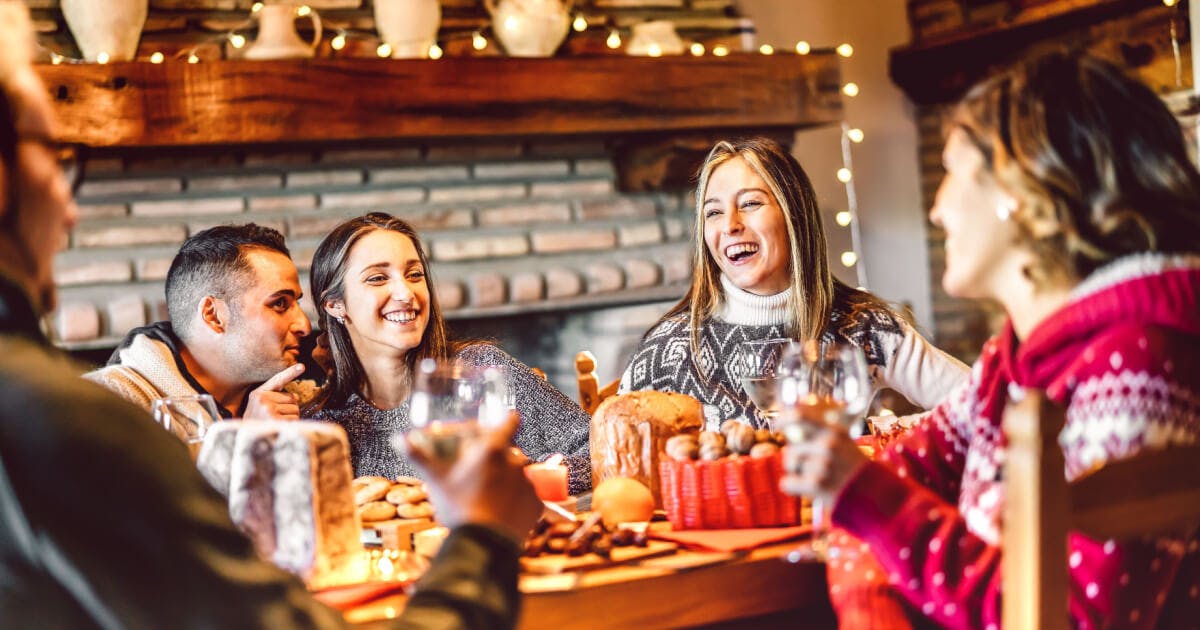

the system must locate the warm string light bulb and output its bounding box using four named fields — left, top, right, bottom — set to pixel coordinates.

left=847, top=128, right=865, bottom=143
left=690, top=42, right=705, bottom=56
left=149, top=51, right=164, bottom=64
left=647, top=43, right=662, bottom=57
left=841, top=251, right=858, bottom=267
left=96, top=52, right=110, bottom=64
left=606, top=29, right=621, bottom=49
left=835, top=211, right=852, bottom=227
left=331, top=32, right=346, bottom=51
left=712, top=45, right=729, bottom=57
left=572, top=14, right=587, bottom=32
left=759, top=44, right=774, bottom=55
left=230, top=33, right=246, bottom=49
left=836, top=43, right=854, bottom=58
left=251, top=2, right=263, bottom=13
left=296, top=5, right=311, bottom=17
left=377, top=43, right=392, bottom=58
left=187, top=53, right=200, bottom=64
left=795, top=41, right=811, bottom=55
left=428, top=44, right=443, bottom=59
left=842, top=82, right=860, bottom=97
left=1163, top=0, right=1179, bottom=6
left=50, top=52, right=63, bottom=65
left=472, top=31, right=487, bottom=50
left=837, top=167, right=852, bottom=183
